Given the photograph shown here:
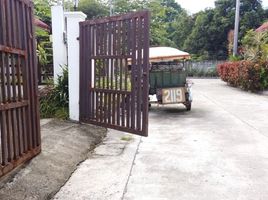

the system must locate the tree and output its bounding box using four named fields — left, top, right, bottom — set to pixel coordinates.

left=34, top=0, right=56, bottom=25
left=215, top=0, right=264, bottom=38
left=113, top=0, right=146, bottom=14
left=161, top=0, right=183, bottom=23
left=179, top=0, right=266, bottom=60
left=112, top=0, right=183, bottom=47
left=160, top=0, right=184, bottom=44
left=183, top=10, right=221, bottom=59
left=171, top=11, right=194, bottom=49
left=77, top=0, right=109, bottom=19
left=146, top=0, right=175, bottom=46
left=33, top=0, right=267, bottom=60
